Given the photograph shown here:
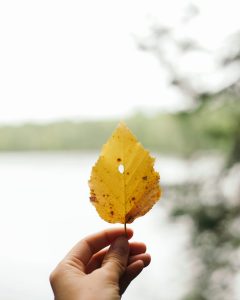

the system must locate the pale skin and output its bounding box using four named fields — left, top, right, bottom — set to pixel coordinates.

left=50, top=228, right=151, bottom=300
